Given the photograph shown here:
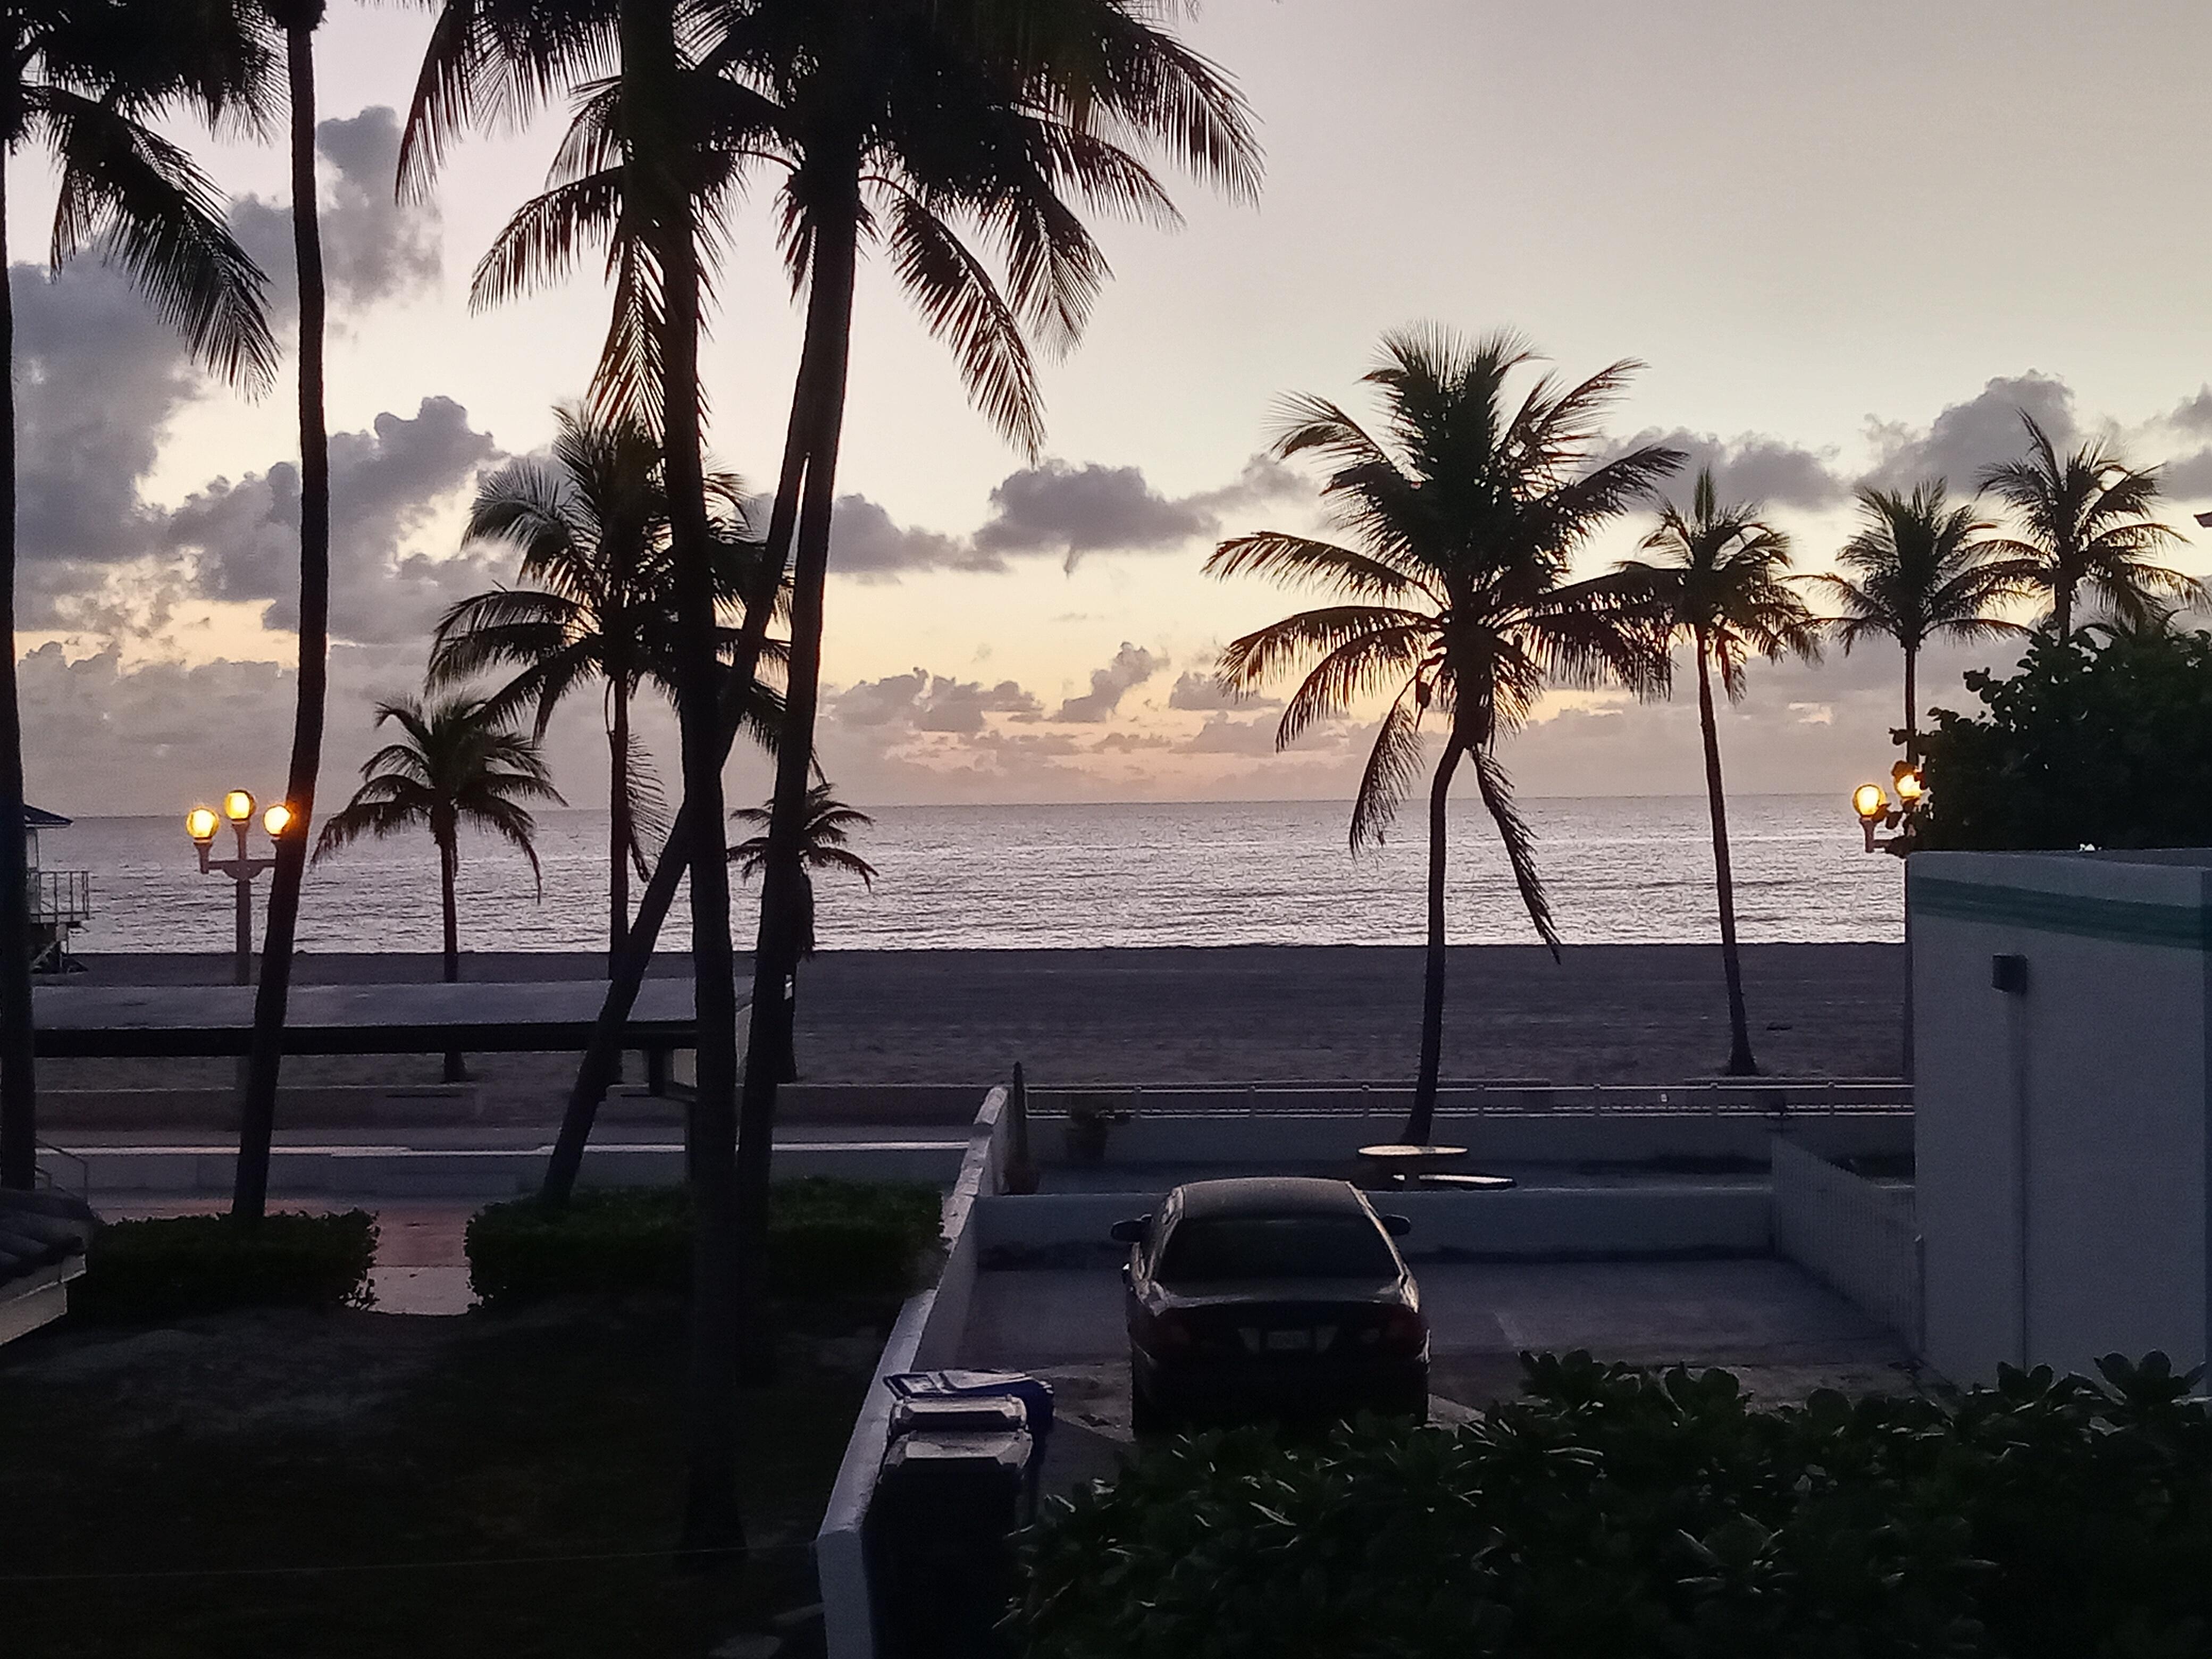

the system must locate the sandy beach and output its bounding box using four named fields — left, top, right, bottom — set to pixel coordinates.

left=47, top=943, right=1905, bottom=1100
